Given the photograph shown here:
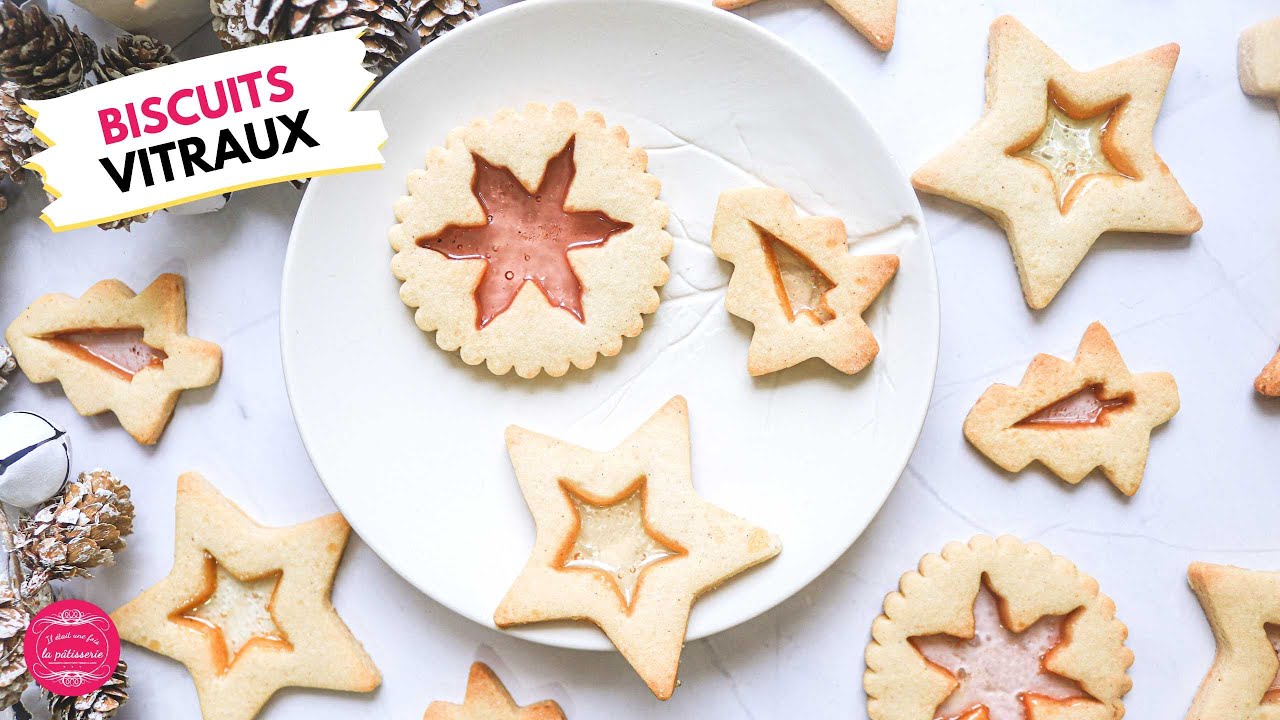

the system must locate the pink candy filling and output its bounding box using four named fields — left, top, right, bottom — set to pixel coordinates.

left=47, top=328, right=167, bottom=380
left=1016, top=384, right=1131, bottom=427
left=911, top=585, right=1089, bottom=720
